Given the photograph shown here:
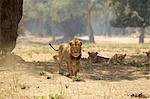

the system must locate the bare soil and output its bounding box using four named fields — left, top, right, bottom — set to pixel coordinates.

left=0, top=36, right=150, bottom=99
